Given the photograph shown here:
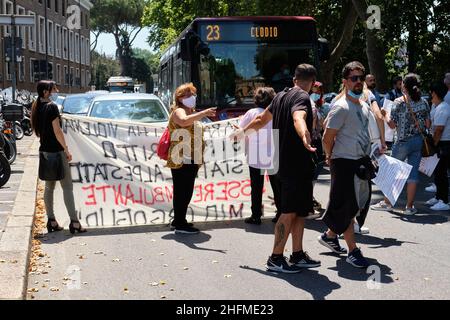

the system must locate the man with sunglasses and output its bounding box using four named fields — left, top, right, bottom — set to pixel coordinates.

left=320, top=61, right=372, bottom=269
